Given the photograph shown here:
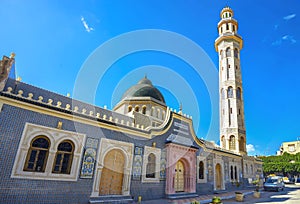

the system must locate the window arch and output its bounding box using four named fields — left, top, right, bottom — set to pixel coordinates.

left=221, top=88, right=225, bottom=99
left=239, top=137, right=245, bottom=152
left=24, top=136, right=50, bottom=172
left=142, top=106, right=146, bottom=114
left=146, top=153, right=156, bottom=178
left=227, top=86, right=233, bottom=98
left=199, top=161, right=204, bottom=179
left=53, top=140, right=74, bottom=174
left=128, top=105, right=132, bottom=113
left=221, top=135, right=226, bottom=149
left=226, top=47, right=231, bottom=57
left=236, top=87, right=241, bottom=99
left=234, top=48, right=239, bottom=58
left=229, top=135, right=236, bottom=150
left=230, top=165, right=234, bottom=180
